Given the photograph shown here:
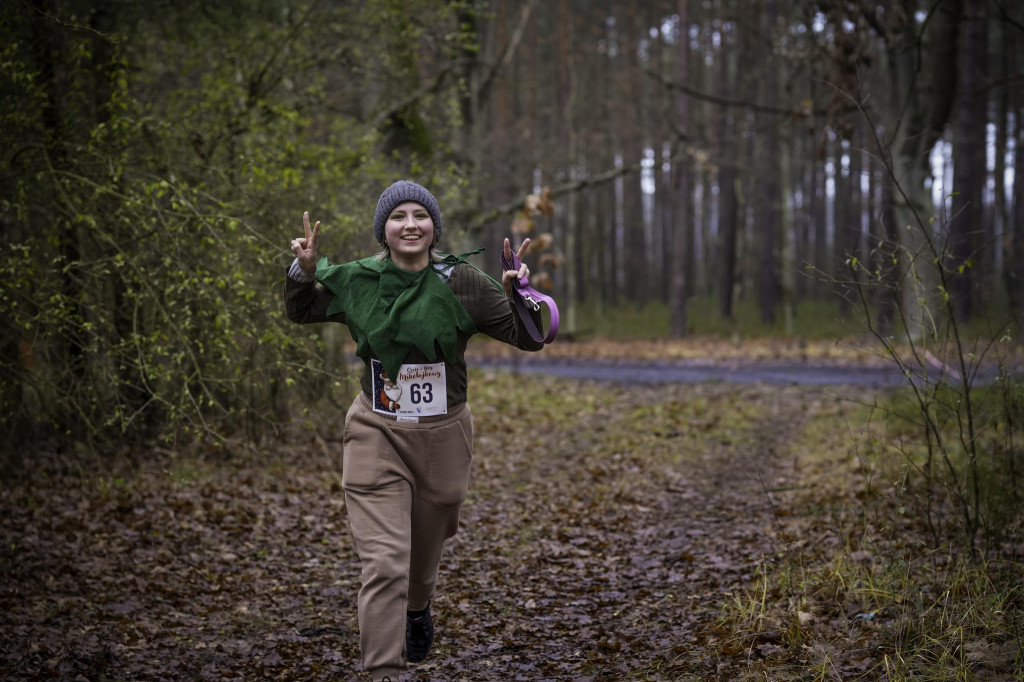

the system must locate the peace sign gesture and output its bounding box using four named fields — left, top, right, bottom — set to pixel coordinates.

left=501, top=237, right=532, bottom=298
left=291, top=211, right=321, bottom=274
